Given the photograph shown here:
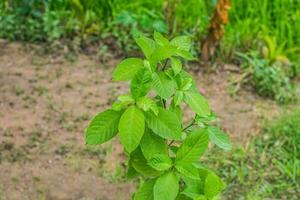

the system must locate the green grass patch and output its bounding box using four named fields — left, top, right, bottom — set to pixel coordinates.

left=206, top=108, right=300, bottom=199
